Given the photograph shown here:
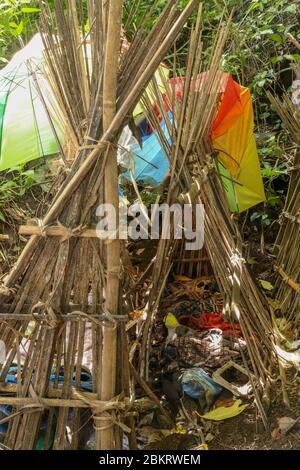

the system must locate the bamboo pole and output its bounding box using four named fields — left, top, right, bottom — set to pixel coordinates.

left=98, top=0, right=123, bottom=451
left=19, top=225, right=98, bottom=238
